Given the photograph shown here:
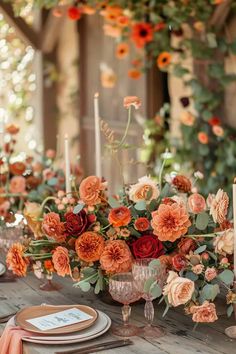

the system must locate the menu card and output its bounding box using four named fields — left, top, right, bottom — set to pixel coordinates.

left=26, top=308, right=93, bottom=331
